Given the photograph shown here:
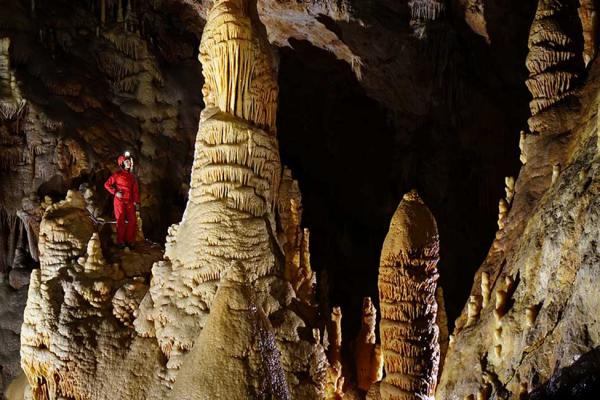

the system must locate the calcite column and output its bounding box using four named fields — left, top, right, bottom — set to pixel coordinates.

left=378, top=191, right=440, bottom=400
left=148, top=0, right=280, bottom=366
left=145, top=2, right=326, bottom=397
